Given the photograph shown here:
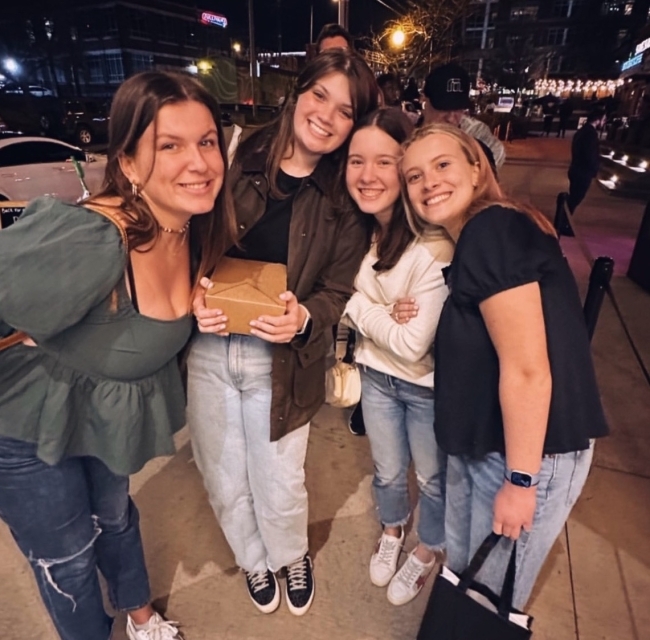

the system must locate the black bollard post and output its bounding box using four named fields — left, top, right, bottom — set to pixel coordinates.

left=554, top=192, right=574, bottom=237
left=583, top=256, right=615, bottom=342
